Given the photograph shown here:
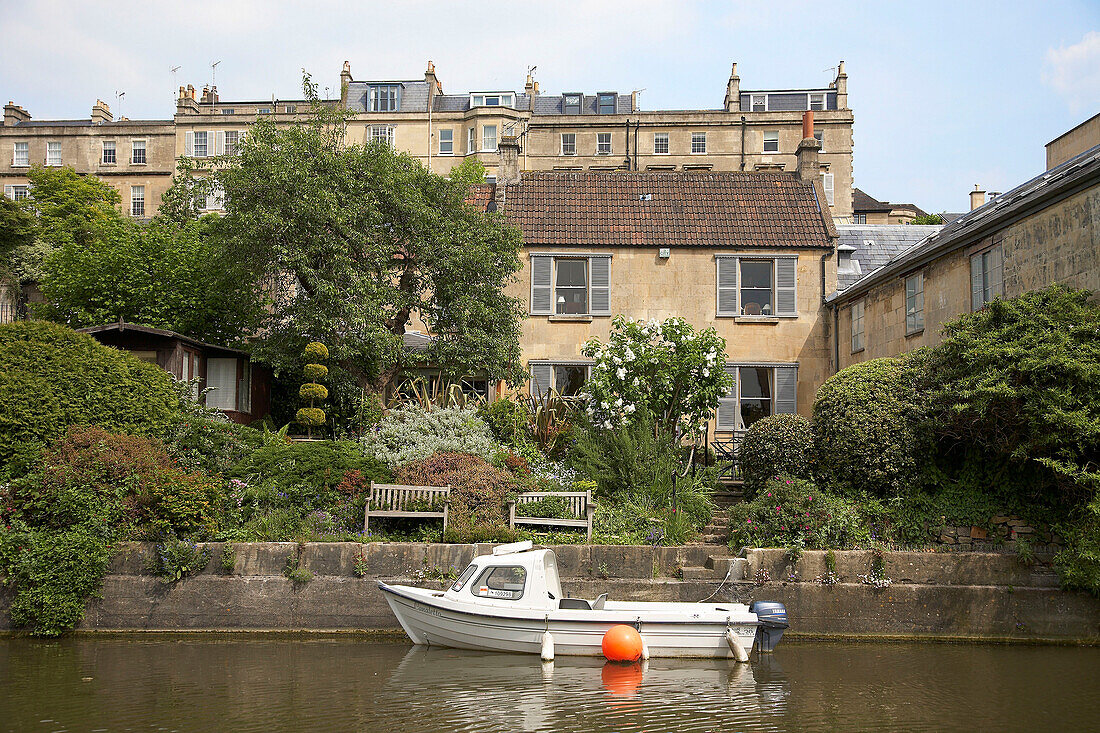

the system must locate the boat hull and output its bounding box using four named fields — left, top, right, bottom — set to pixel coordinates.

left=379, top=582, right=760, bottom=659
